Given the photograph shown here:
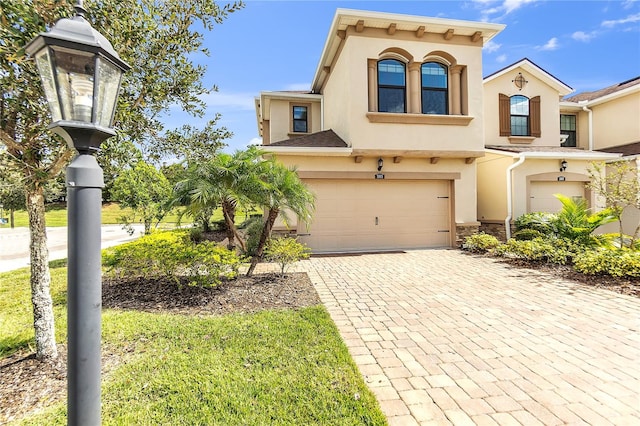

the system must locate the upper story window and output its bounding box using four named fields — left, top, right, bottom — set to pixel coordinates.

left=378, top=59, right=406, bottom=113
left=292, top=105, right=308, bottom=133
left=499, top=94, right=541, bottom=138
left=510, top=95, right=529, bottom=136
left=421, top=62, right=448, bottom=115
left=560, top=114, right=576, bottom=147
